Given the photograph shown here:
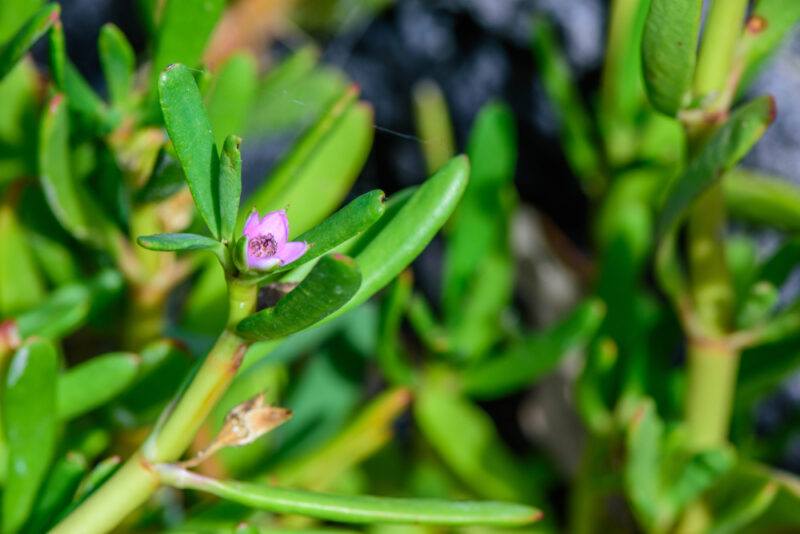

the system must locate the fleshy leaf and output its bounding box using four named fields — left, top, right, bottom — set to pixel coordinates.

left=0, top=3, right=58, bottom=81
left=531, top=17, right=603, bottom=196
left=241, top=86, right=371, bottom=235
left=444, top=102, right=516, bottom=358
left=738, top=0, right=800, bottom=93
left=137, top=233, right=223, bottom=254
left=260, top=189, right=386, bottom=279
left=415, top=374, right=533, bottom=502
left=274, top=388, right=411, bottom=490
left=39, top=94, right=115, bottom=246
left=657, top=96, right=775, bottom=236
left=159, top=63, right=221, bottom=238
left=236, top=254, right=361, bottom=341
left=206, top=53, right=258, bottom=149
left=413, top=79, right=455, bottom=173
left=98, top=23, right=135, bottom=108
left=15, top=270, right=123, bottom=340
left=641, top=0, right=702, bottom=115
left=57, top=352, right=141, bottom=421
left=2, top=337, right=59, bottom=533
left=156, top=464, right=542, bottom=527
left=218, top=134, right=242, bottom=243
left=25, top=452, right=87, bottom=533
left=151, top=0, right=225, bottom=81
left=461, top=299, right=606, bottom=399
left=328, top=156, right=469, bottom=321
left=0, top=195, right=45, bottom=314
left=724, top=167, right=800, bottom=232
